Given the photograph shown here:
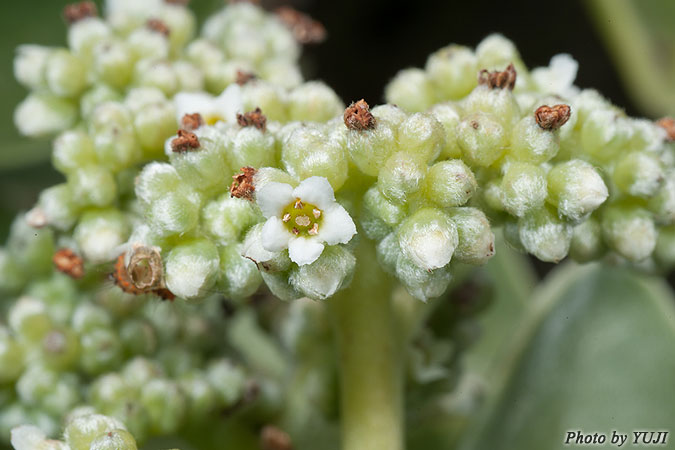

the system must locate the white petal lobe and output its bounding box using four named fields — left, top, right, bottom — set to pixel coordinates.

left=261, top=216, right=291, bottom=252
left=293, top=176, right=336, bottom=210
left=288, top=237, right=325, bottom=266
left=257, top=182, right=294, bottom=218
left=318, top=204, right=357, bottom=245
